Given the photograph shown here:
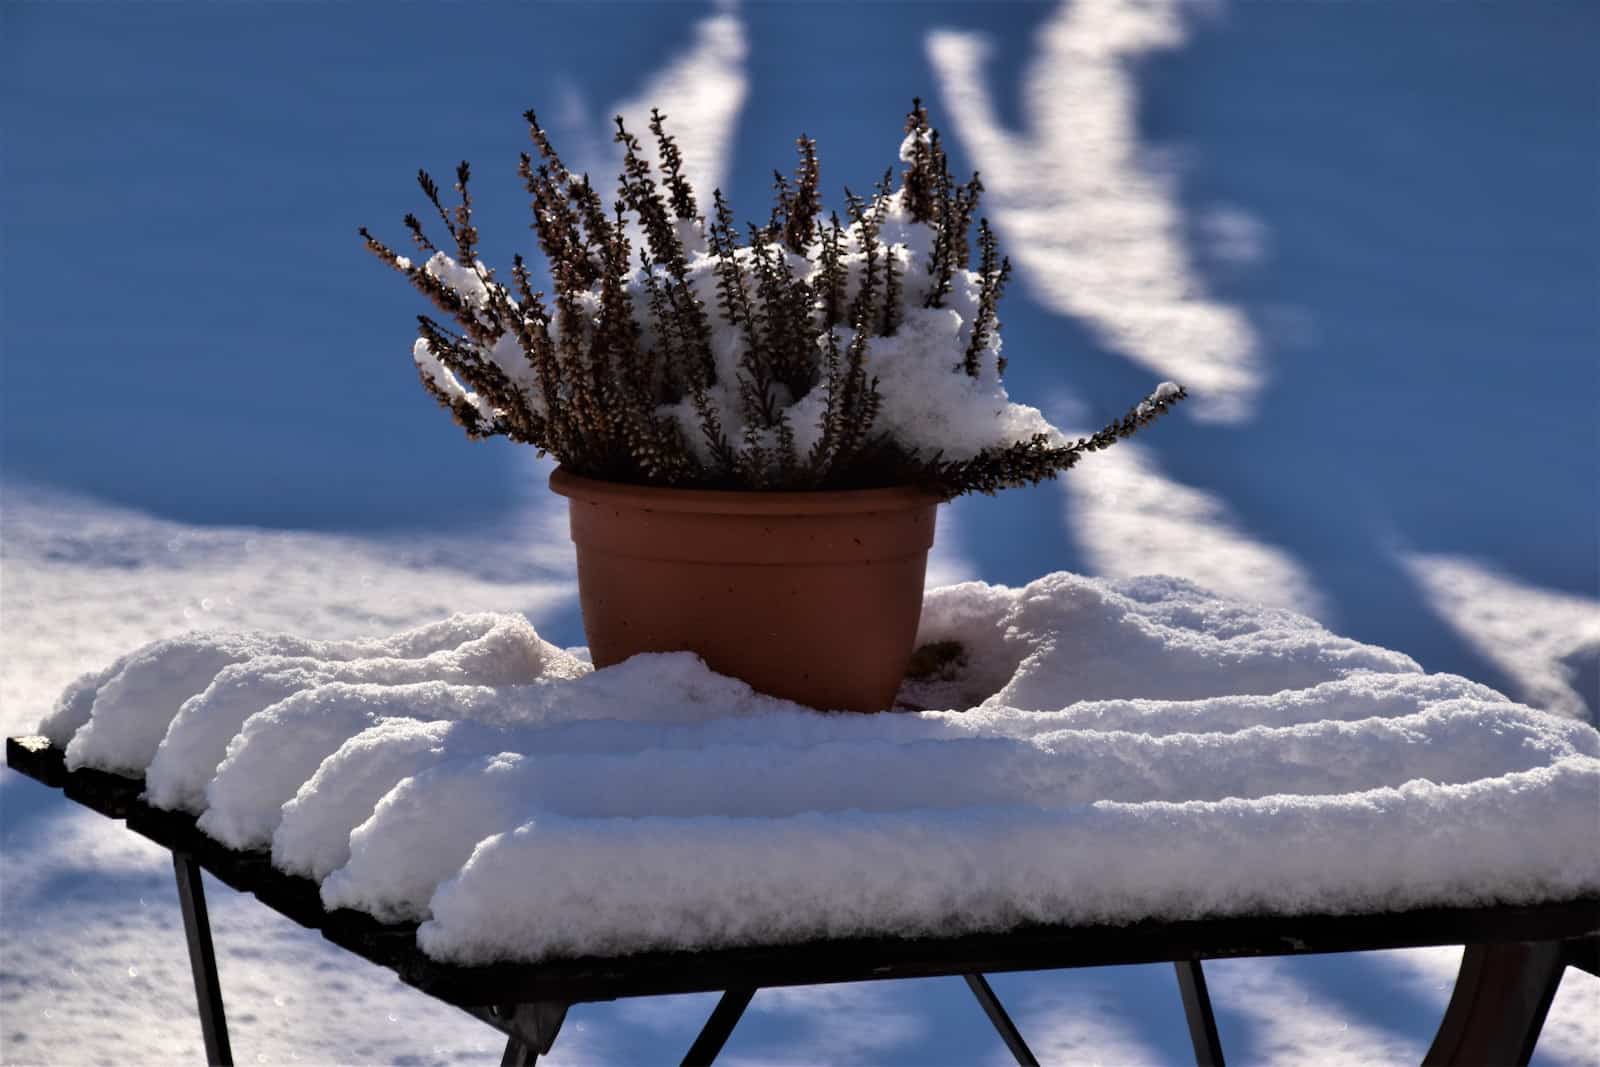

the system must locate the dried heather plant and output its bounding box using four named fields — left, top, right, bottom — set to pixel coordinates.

left=363, top=101, right=1186, bottom=497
